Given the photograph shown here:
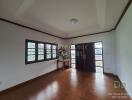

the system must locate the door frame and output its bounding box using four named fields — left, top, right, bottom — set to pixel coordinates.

left=94, top=41, right=104, bottom=74
left=70, top=41, right=104, bottom=73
